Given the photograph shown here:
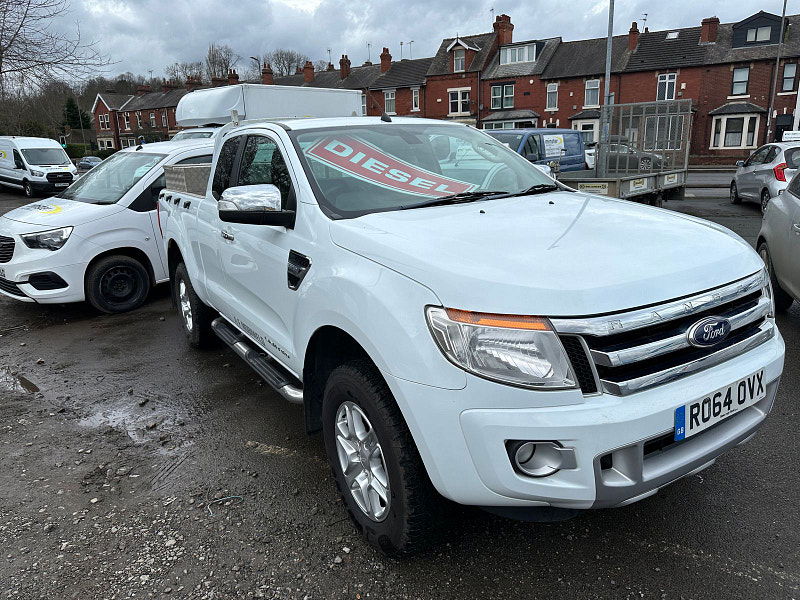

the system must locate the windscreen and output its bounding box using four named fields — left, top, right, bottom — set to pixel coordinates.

left=20, top=148, right=71, bottom=166
left=57, top=151, right=165, bottom=205
left=291, top=124, right=552, bottom=218
left=173, top=131, right=214, bottom=140
left=485, top=132, right=524, bottom=149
